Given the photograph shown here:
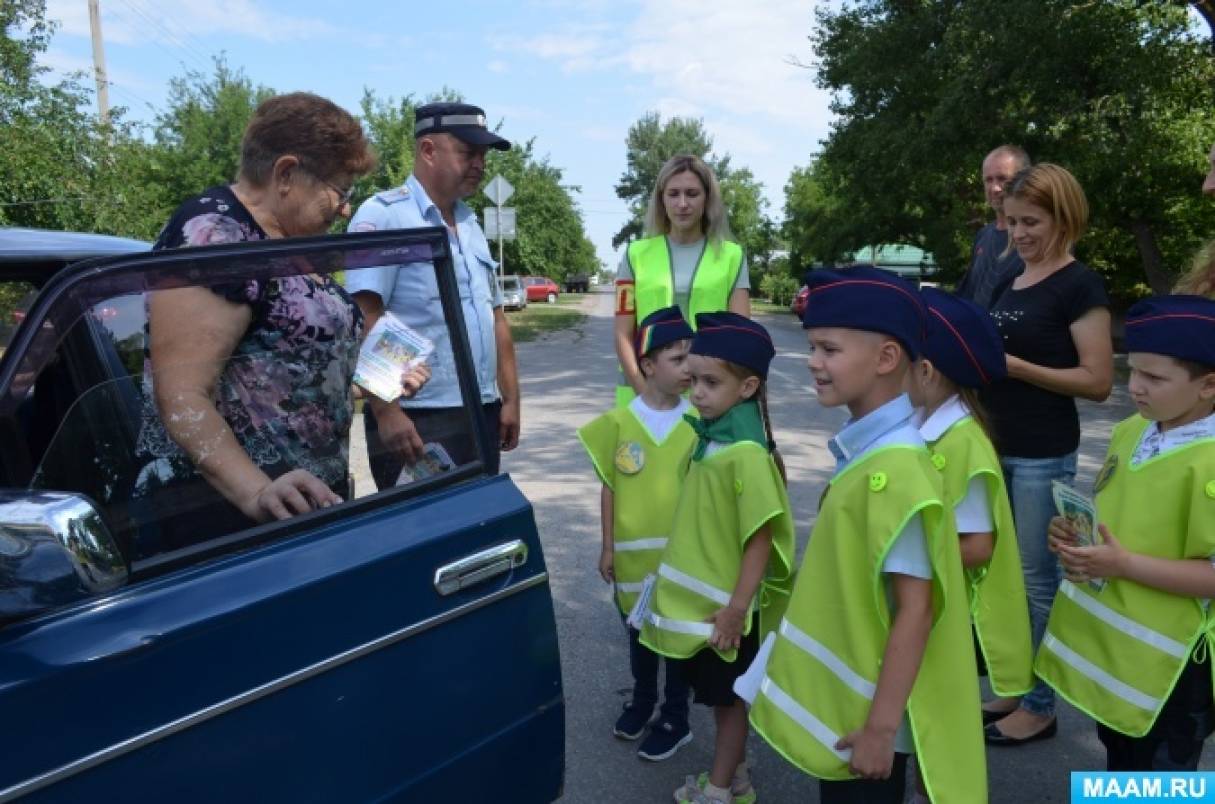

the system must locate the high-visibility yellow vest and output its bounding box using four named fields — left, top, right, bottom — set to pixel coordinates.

left=639, top=441, right=795, bottom=662
left=576, top=403, right=699, bottom=613
left=749, top=446, right=987, bottom=804
left=1035, top=415, right=1215, bottom=737
left=929, top=415, right=1034, bottom=696
left=616, top=236, right=742, bottom=407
